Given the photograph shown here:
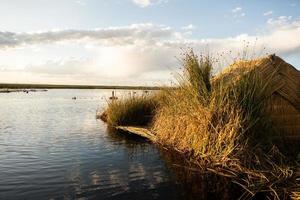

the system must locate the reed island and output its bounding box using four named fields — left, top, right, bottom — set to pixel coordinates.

left=99, top=50, right=300, bottom=200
